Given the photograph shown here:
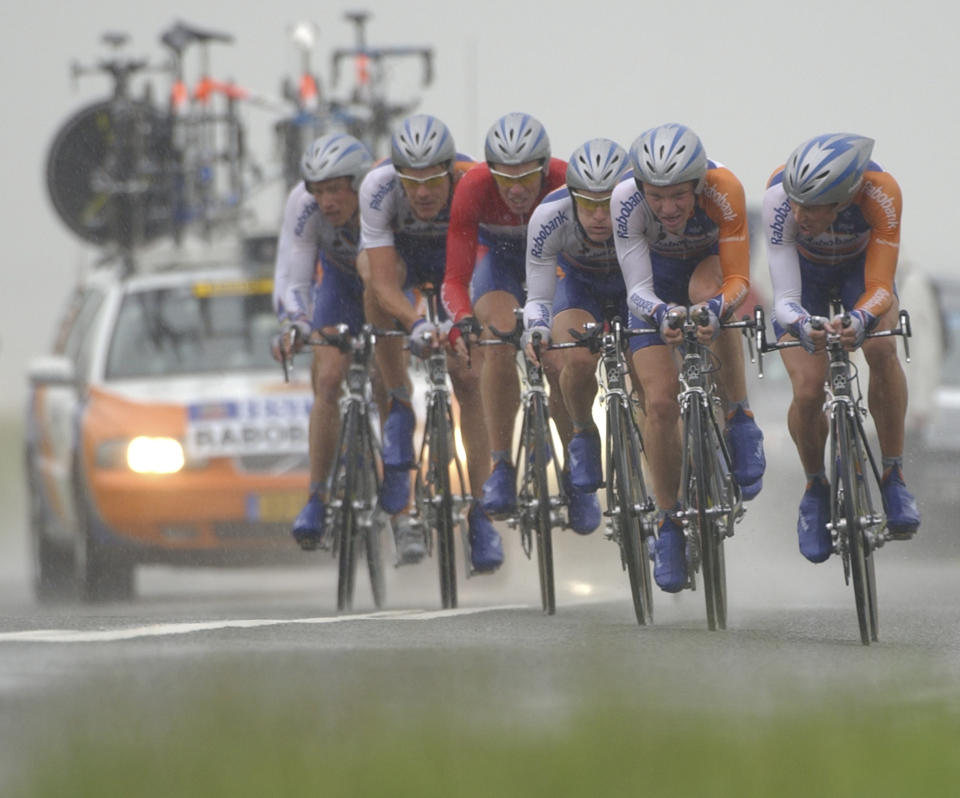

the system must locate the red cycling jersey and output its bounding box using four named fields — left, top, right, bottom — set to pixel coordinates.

left=441, top=158, right=568, bottom=322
